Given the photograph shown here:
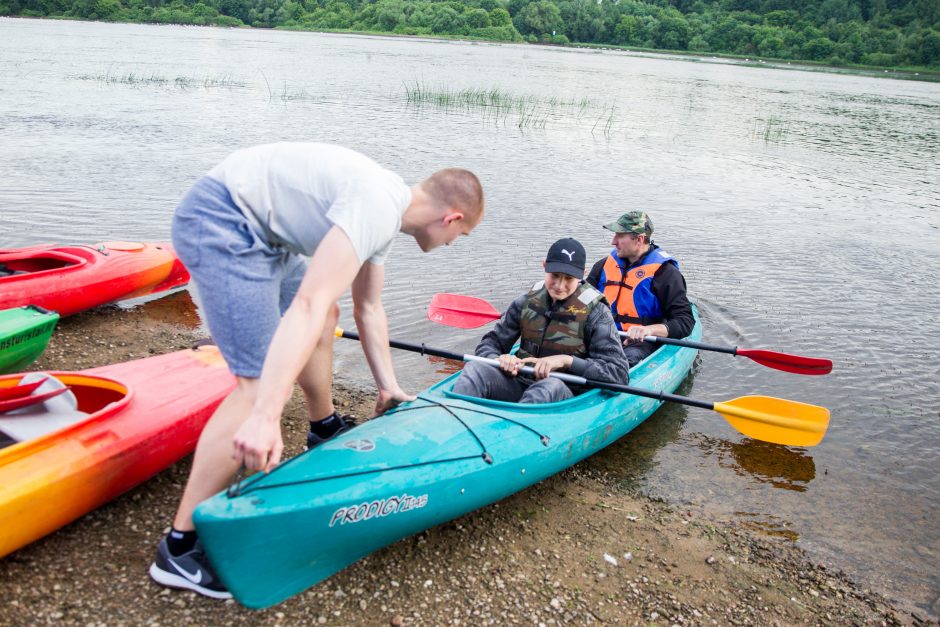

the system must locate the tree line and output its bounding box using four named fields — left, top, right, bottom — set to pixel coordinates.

left=5, top=0, right=940, bottom=70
